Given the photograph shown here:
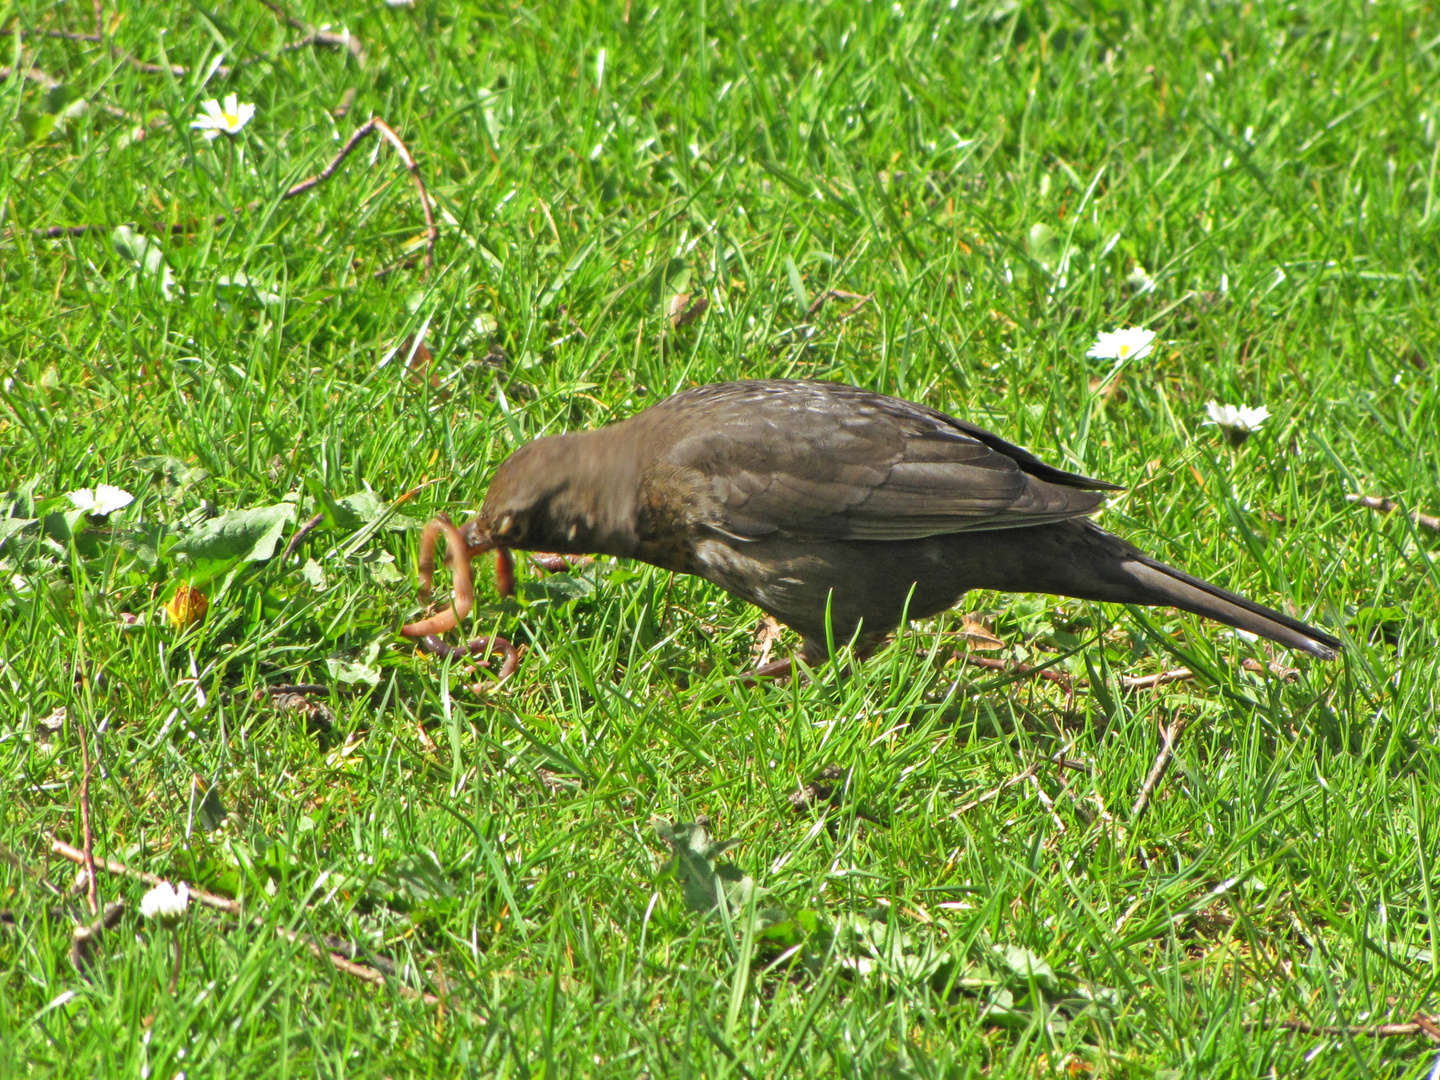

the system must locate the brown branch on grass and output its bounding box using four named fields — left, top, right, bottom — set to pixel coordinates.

left=9, top=0, right=365, bottom=77
left=1347, top=494, right=1440, bottom=533
left=254, top=0, right=367, bottom=66
left=952, top=651, right=1299, bottom=696
left=70, top=901, right=124, bottom=972
left=953, top=652, right=1074, bottom=689
left=279, top=928, right=439, bottom=1005
left=256, top=683, right=331, bottom=698
left=76, top=724, right=99, bottom=918
left=49, top=839, right=437, bottom=1002
left=947, top=745, right=1079, bottom=820
left=264, top=116, right=441, bottom=271
left=0, top=61, right=59, bottom=86
left=948, top=759, right=1044, bottom=819
left=51, top=838, right=242, bottom=915
left=806, top=289, right=874, bottom=319
left=1129, top=715, right=1193, bottom=823
left=1122, top=658, right=1296, bottom=691
left=1261, top=1013, right=1440, bottom=1042
left=0, top=59, right=171, bottom=137
left=281, top=513, right=325, bottom=563
left=27, top=117, right=438, bottom=273
left=1119, top=667, right=1195, bottom=691
left=2, top=0, right=104, bottom=43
